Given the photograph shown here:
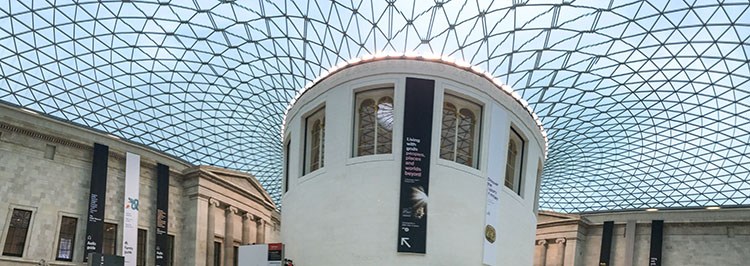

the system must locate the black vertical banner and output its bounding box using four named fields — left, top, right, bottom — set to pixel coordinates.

left=84, top=143, right=109, bottom=261
left=155, top=163, right=169, bottom=266
left=649, top=220, right=664, bottom=266
left=397, top=77, right=435, bottom=254
left=599, top=221, right=614, bottom=266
